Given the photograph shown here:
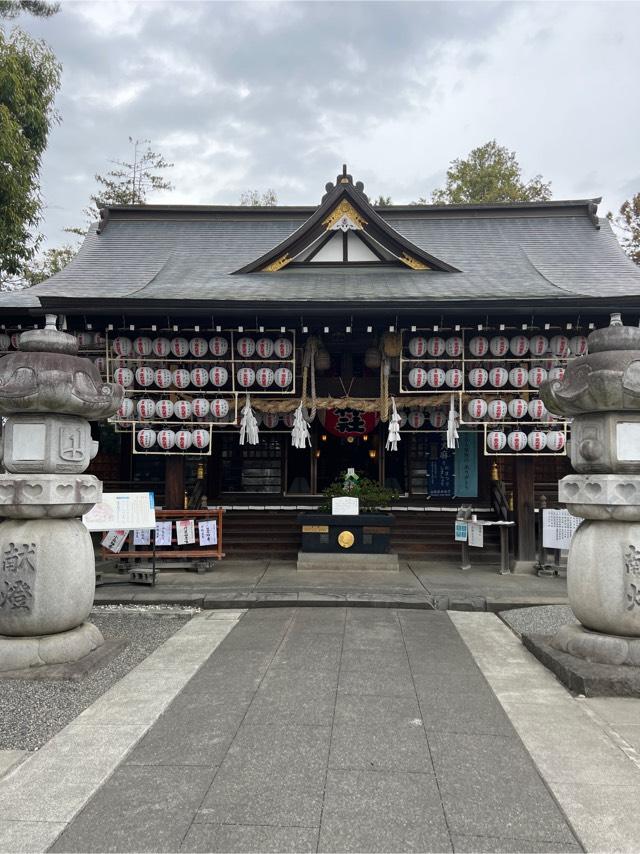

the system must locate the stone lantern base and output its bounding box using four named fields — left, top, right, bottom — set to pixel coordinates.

left=0, top=621, right=104, bottom=673
left=550, top=623, right=640, bottom=666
